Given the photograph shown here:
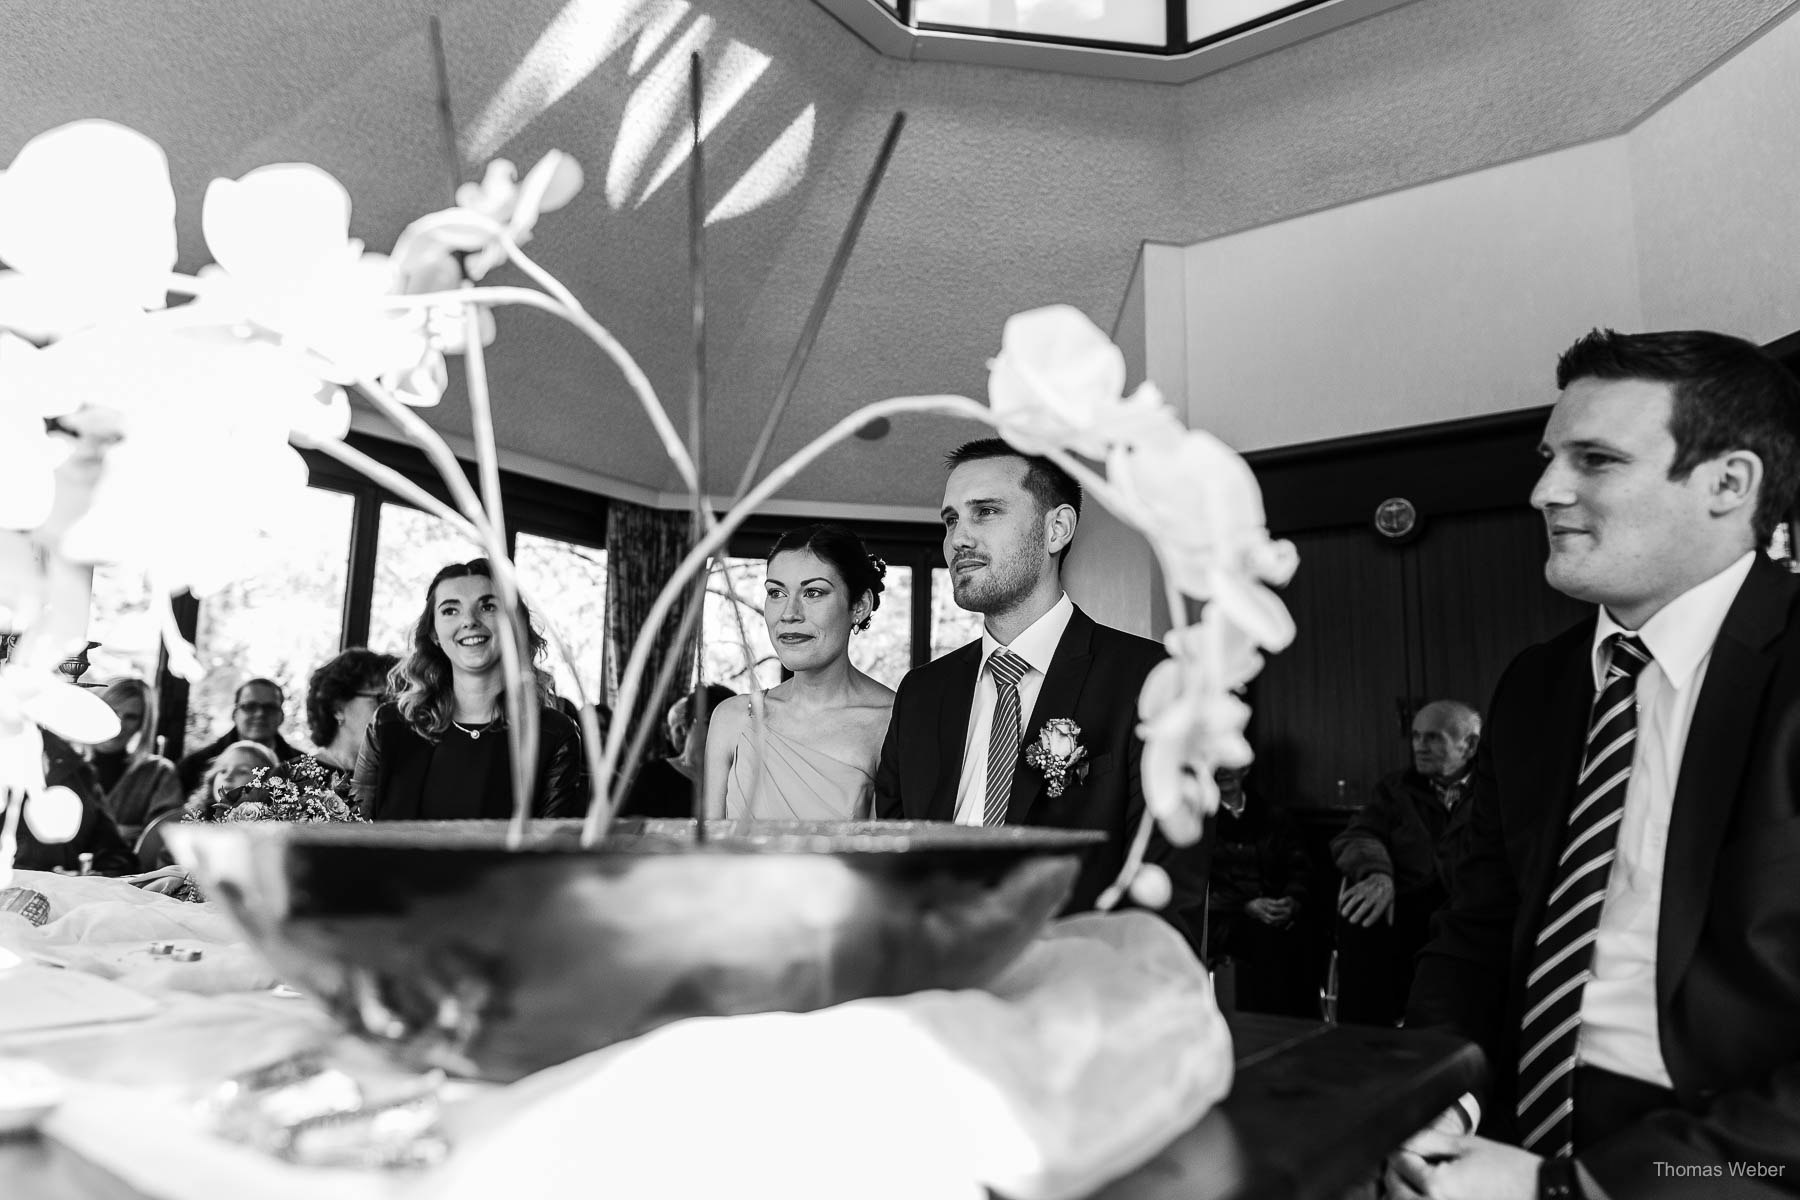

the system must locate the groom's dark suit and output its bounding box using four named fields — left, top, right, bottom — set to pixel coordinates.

left=1408, top=554, right=1800, bottom=1196
left=873, top=604, right=1205, bottom=949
